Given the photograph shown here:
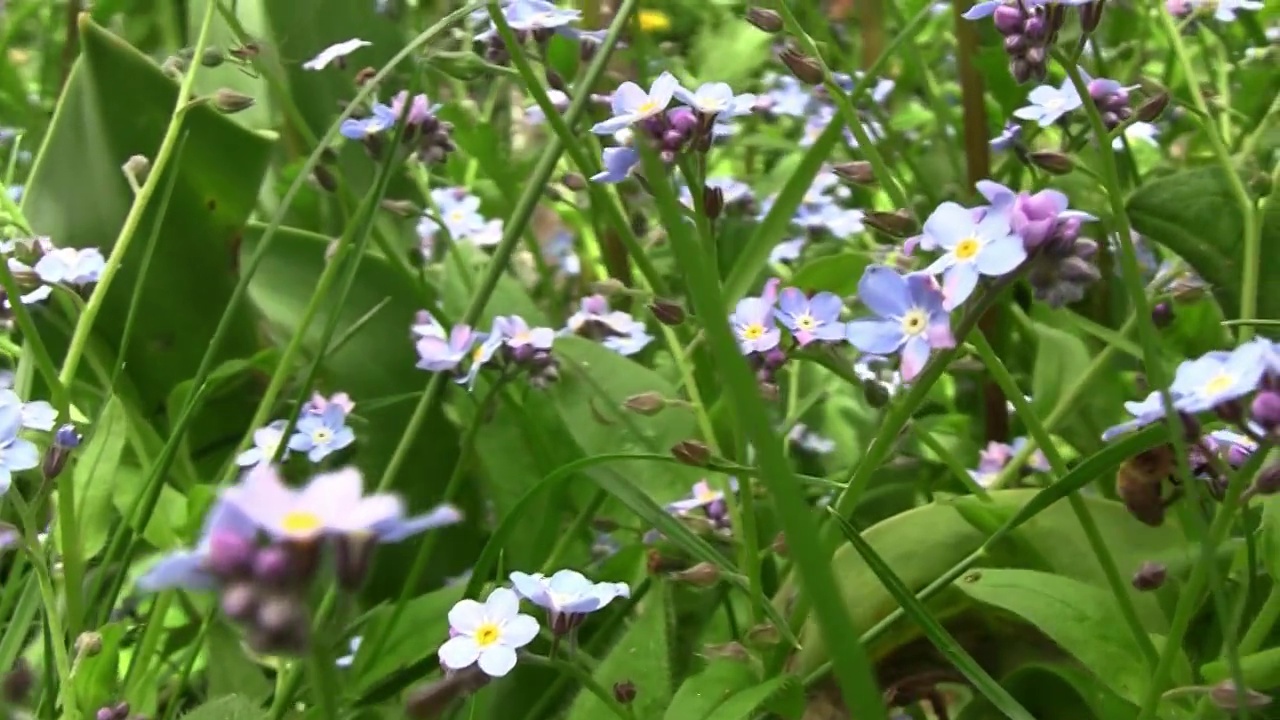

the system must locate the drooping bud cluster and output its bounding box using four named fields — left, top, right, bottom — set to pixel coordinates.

left=1087, top=78, right=1134, bottom=130
left=207, top=530, right=317, bottom=654
left=987, top=2, right=1066, bottom=83
left=339, top=91, right=456, bottom=165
